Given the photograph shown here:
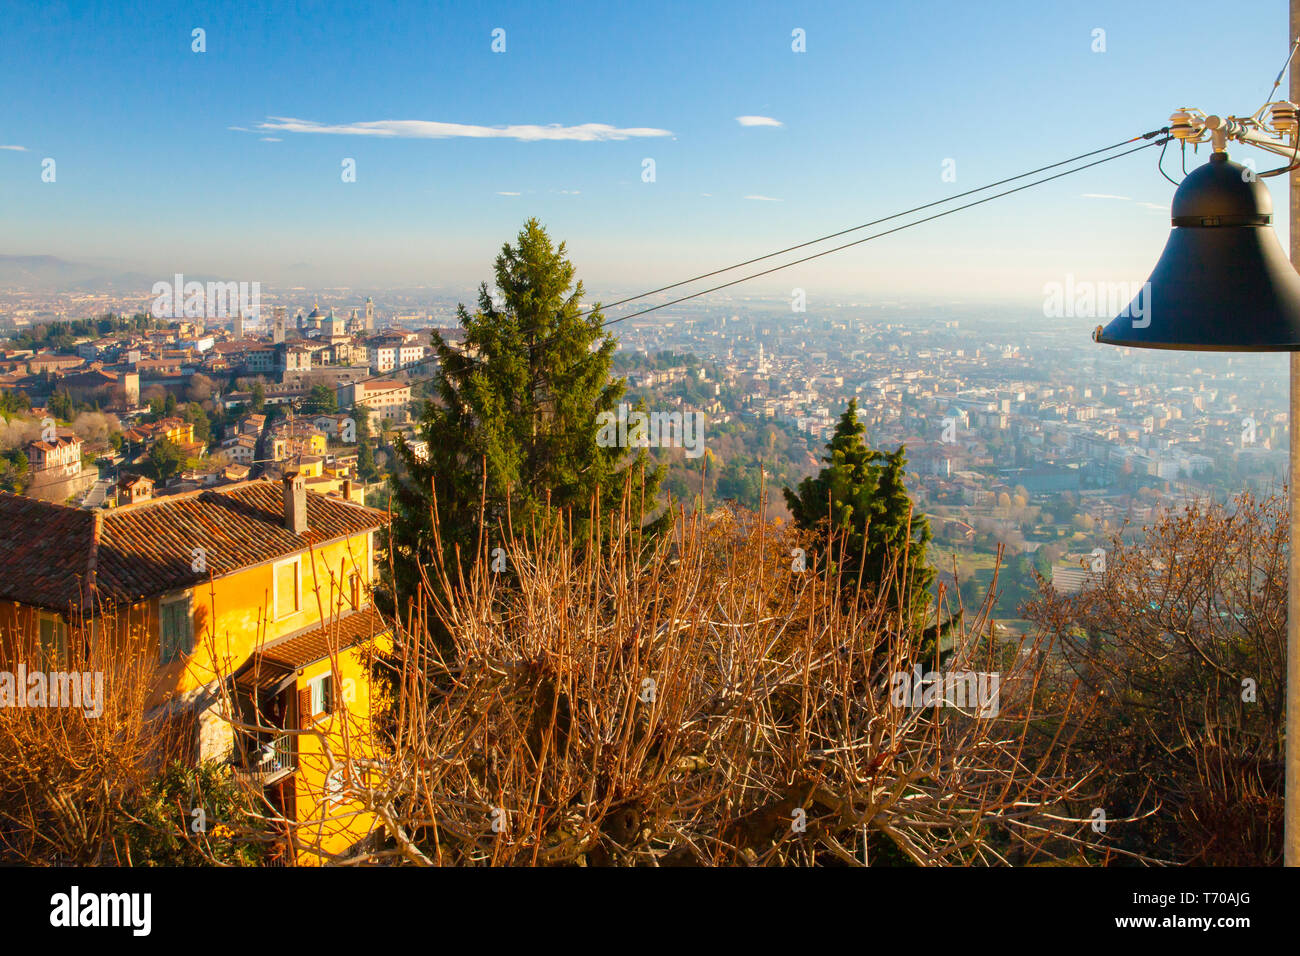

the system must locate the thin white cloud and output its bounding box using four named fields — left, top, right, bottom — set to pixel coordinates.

left=744, top=194, right=783, bottom=201
left=0, top=145, right=28, bottom=152
left=497, top=191, right=521, bottom=196
left=736, top=115, right=782, bottom=127
left=252, top=116, right=672, bottom=142
left=1083, top=192, right=1166, bottom=212
left=260, top=137, right=282, bottom=142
